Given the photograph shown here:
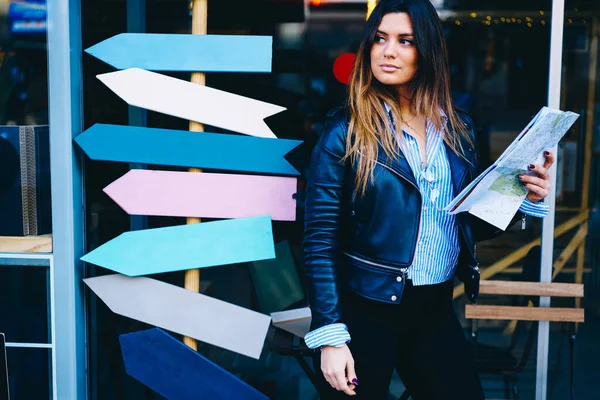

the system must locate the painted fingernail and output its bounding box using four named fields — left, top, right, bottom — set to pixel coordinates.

left=518, top=174, right=524, bottom=179
left=544, top=151, right=550, bottom=156
left=528, top=164, right=535, bottom=170
left=352, top=379, right=359, bottom=386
